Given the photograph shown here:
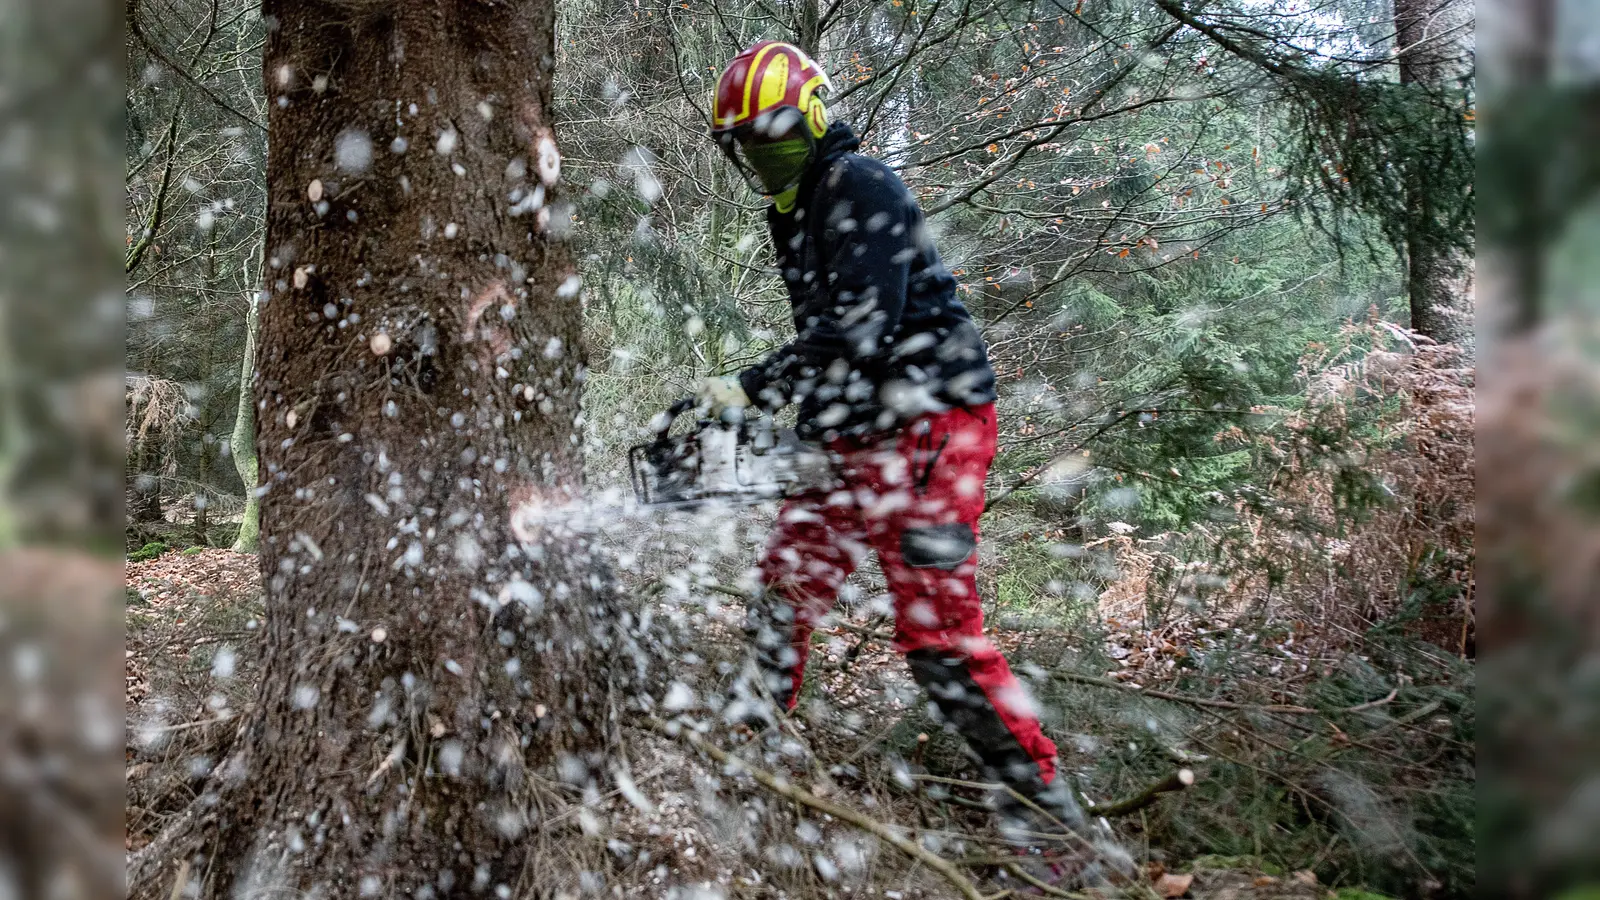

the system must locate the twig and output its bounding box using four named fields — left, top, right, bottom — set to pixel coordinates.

left=649, top=718, right=994, bottom=900
left=831, top=619, right=888, bottom=639
left=840, top=715, right=907, bottom=767
left=1340, top=684, right=1401, bottom=714
left=1003, top=861, right=1089, bottom=898
left=1055, top=669, right=1314, bottom=712
left=365, top=737, right=407, bottom=787
left=836, top=622, right=879, bottom=672
left=1053, top=669, right=1400, bottom=717
left=168, top=859, right=191, bottom=900
left=910, top=732, right=933, bottom=770
left=1159, top=744, right=1210, bottom=766
left=128, top=0, right=265, bottom=132
left=1378, top=698, right=1443, bottom=733
left=983, top=409, right=1144, bottom=513
left=701, top=582, right=888, bottom=671
left=136, top=708, right=249, bottom=735
left=1089, top=769, right=1195, bottom=818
